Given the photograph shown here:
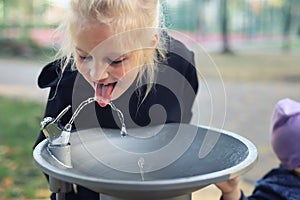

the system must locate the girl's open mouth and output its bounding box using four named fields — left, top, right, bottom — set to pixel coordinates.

left=95, top=82, right=117, bottom=107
